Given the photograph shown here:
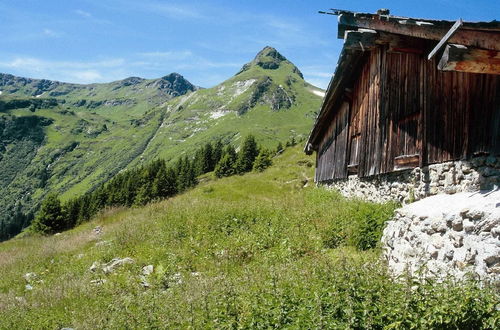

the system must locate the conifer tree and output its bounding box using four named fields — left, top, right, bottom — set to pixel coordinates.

left=134, top=181, right=153, bottom=206
left=253, top=148, right=273, bottom=172
left=214, top=145, right=237, bottom=178
left=201, top=143, right=214, bottom=173
left=212, top=139, right=224, bottom=166
left=235, top=135, right=259, bottom=174
left=62, top=198, right=81, bottom=229
left=214, top=154, right=236, bottom=178
left=31, top=193, right=65, bottom=234
left=152, top=165, right=178, bottom=199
